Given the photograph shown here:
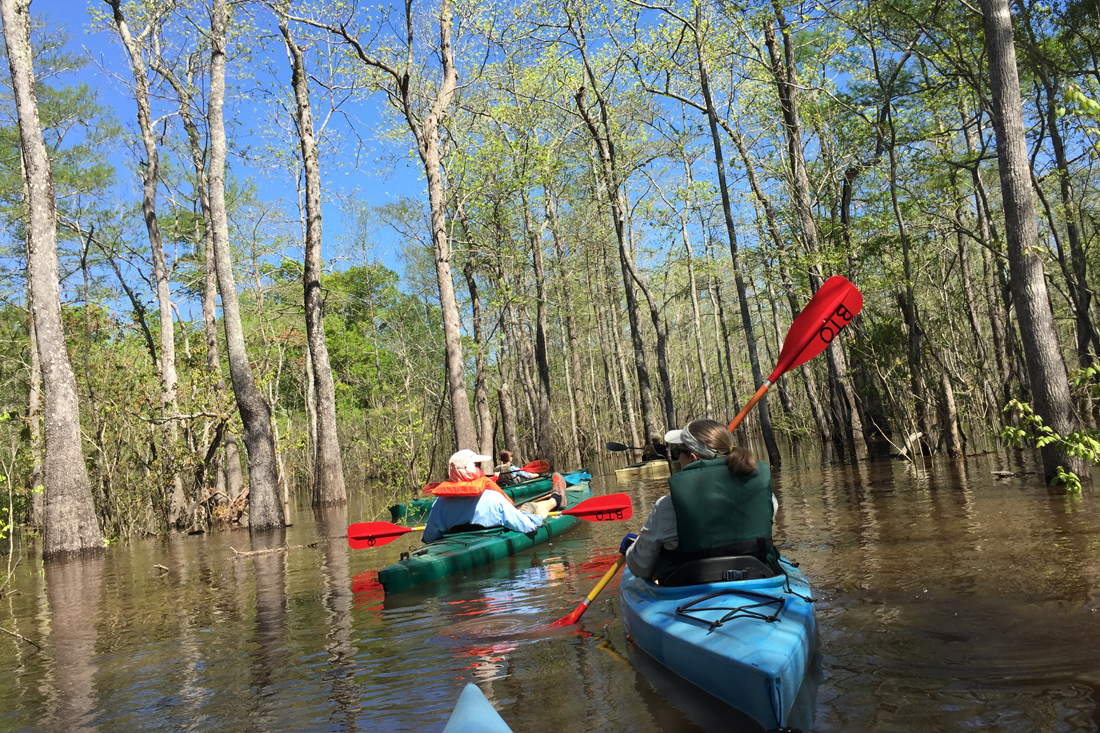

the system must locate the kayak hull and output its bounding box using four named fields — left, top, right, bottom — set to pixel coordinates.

left=615, top=461, right=670, bottom=482
left=620, top=558, right=816, bottom=729
left=378, top=482, right=592, bottom=593
left=442, top=684, right=512, bottom=733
